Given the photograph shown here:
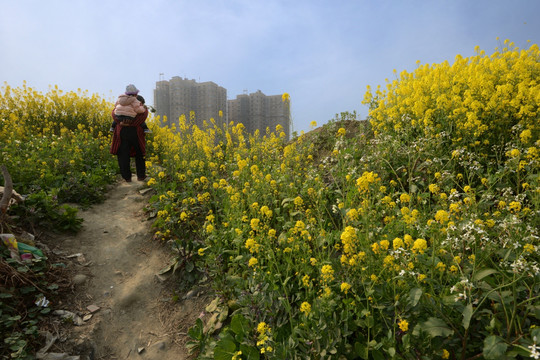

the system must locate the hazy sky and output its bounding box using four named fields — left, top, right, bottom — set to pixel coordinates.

left=1, top=0, right=539, bottom=133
